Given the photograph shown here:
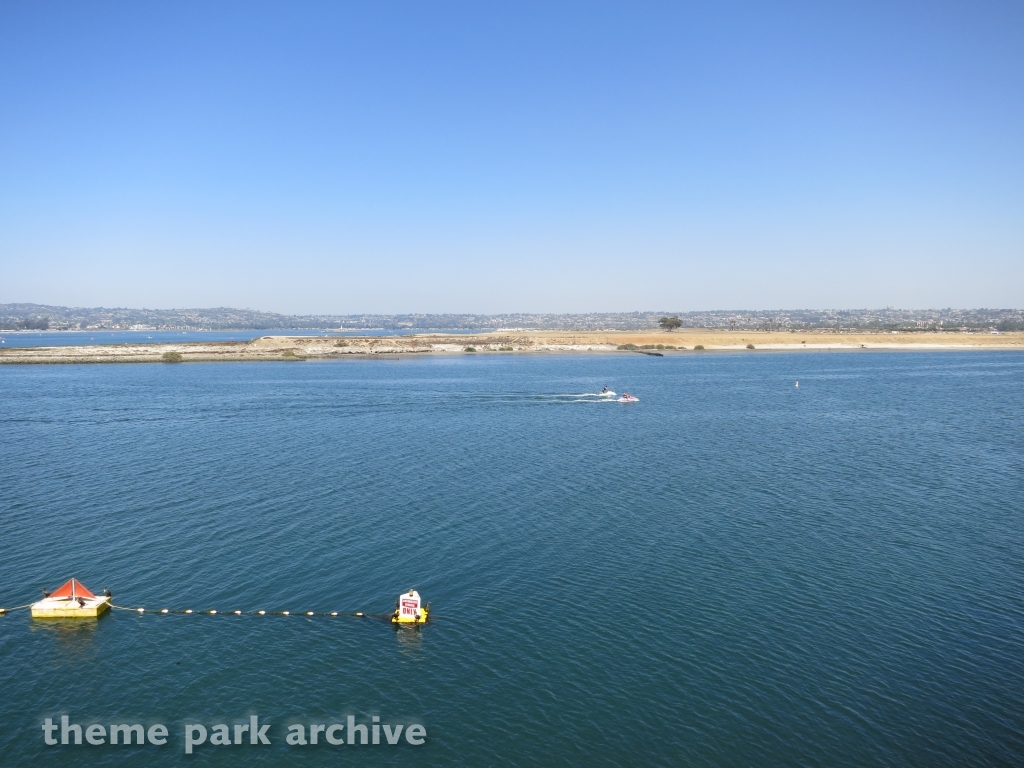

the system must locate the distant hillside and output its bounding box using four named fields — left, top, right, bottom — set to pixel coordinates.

left=1, top=304, right=1021, bottom=332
